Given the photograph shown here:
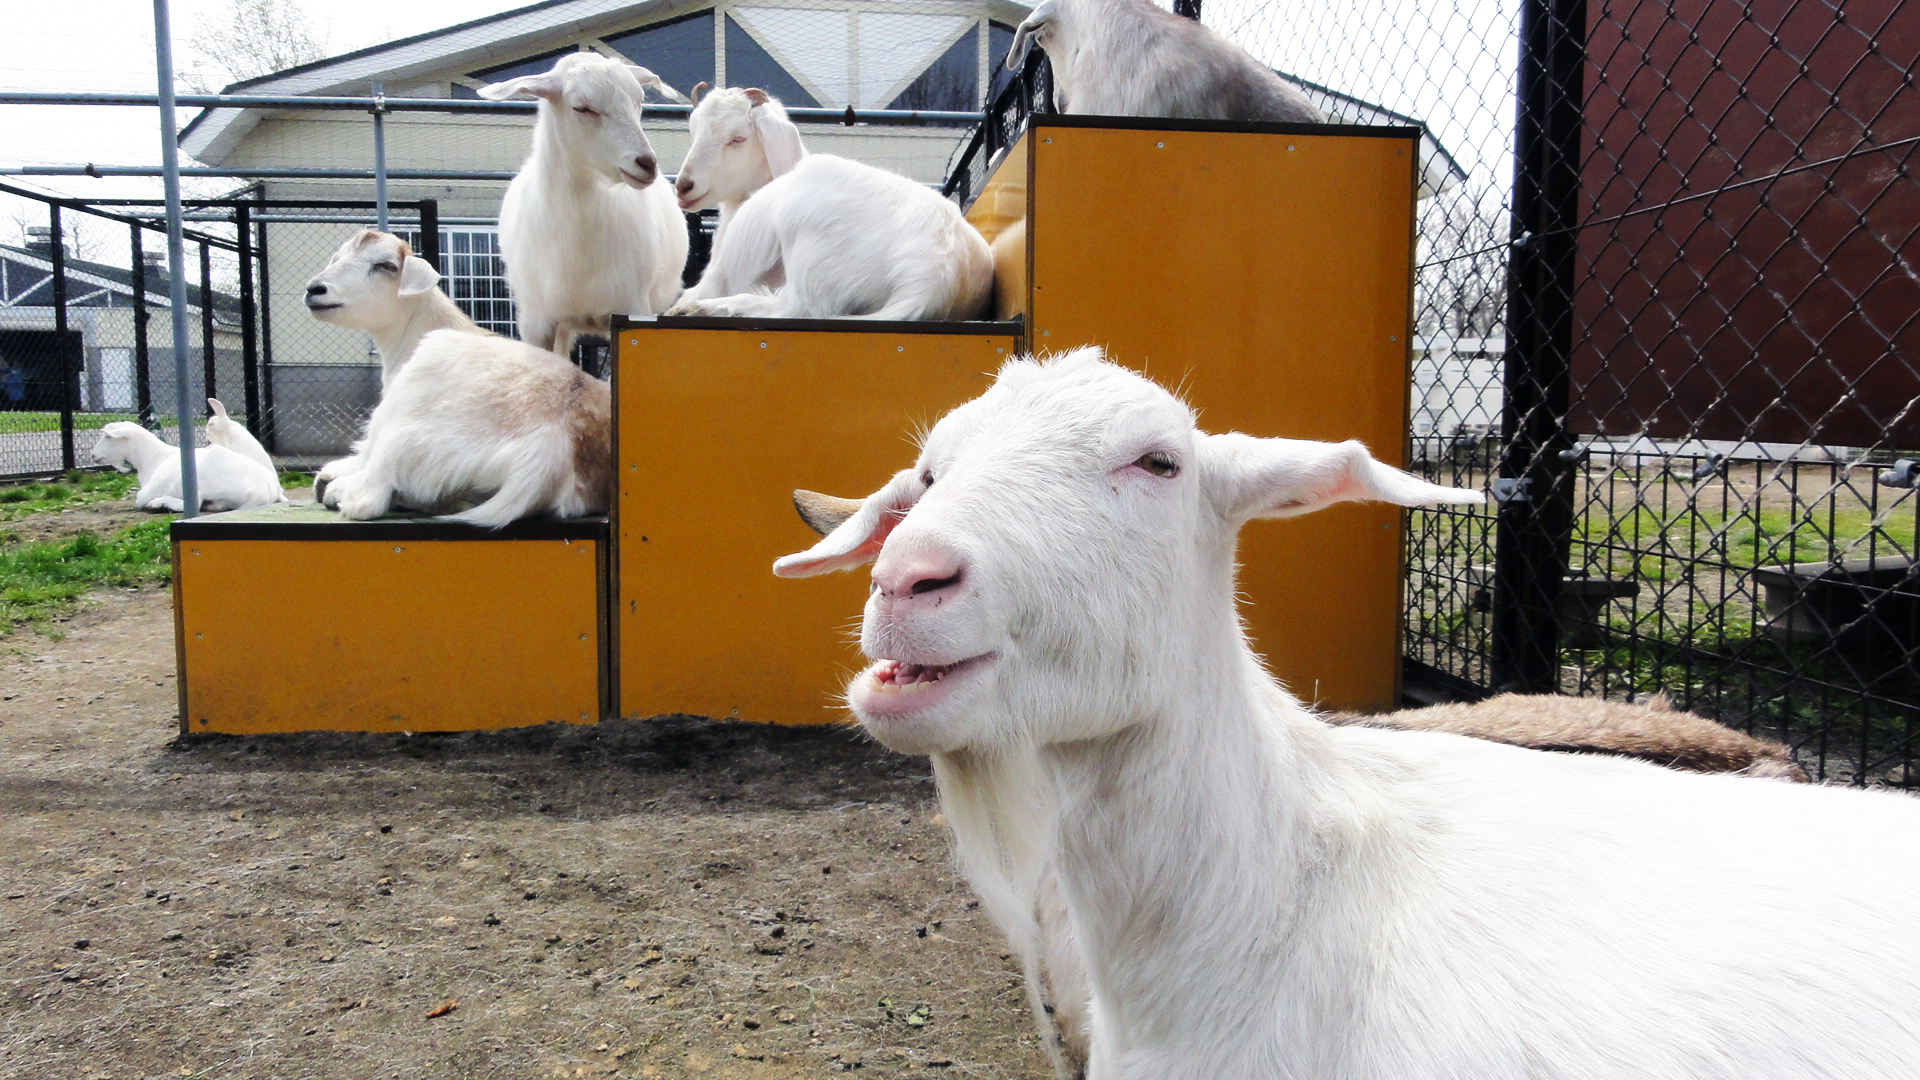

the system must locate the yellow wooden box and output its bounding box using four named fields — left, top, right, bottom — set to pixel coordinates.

left=172, top=504, right=609, bottom=735
left=614, top=318, right=1021, bottom=724
left=966, top=117, right=1421, bottom=712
